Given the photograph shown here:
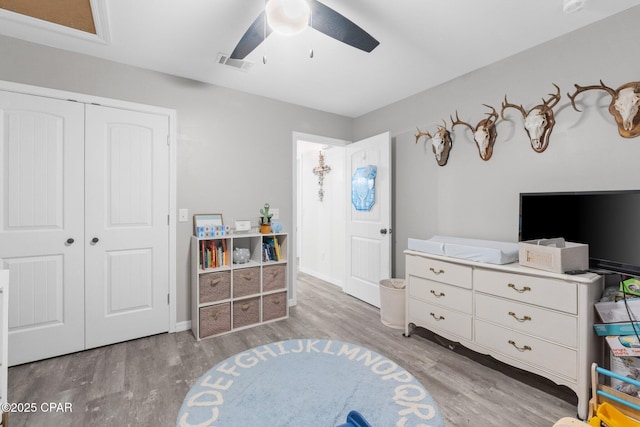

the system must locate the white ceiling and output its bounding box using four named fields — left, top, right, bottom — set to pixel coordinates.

left=1, top=0, right=639, bottom=117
